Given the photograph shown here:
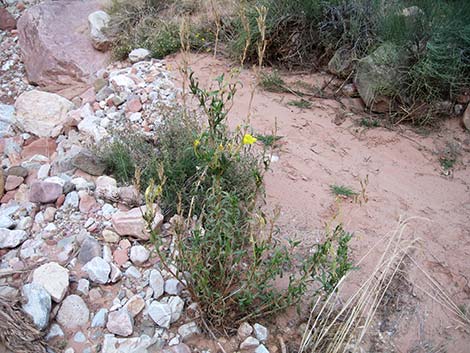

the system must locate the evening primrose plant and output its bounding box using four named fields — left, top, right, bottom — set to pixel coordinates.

left=143, top=72, right=353, bottom=330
